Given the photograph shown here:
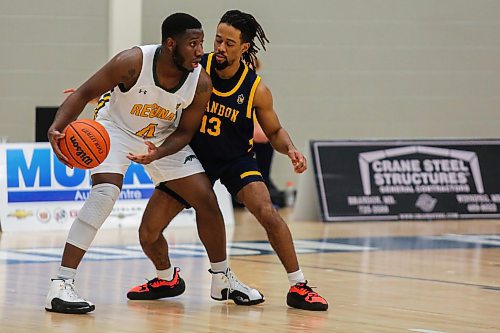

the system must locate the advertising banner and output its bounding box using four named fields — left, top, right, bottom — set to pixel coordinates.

left=310, top=140, right=500, bottom=221
left=0, top=143, right=233, bottom=231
